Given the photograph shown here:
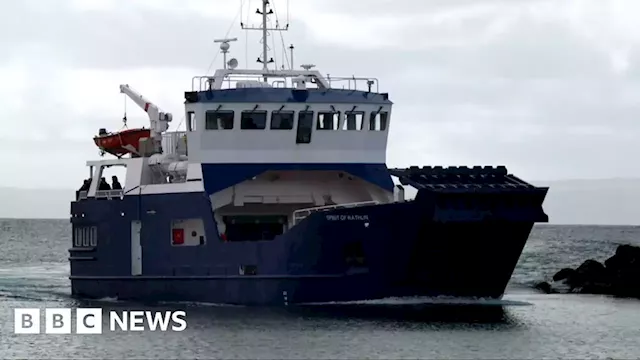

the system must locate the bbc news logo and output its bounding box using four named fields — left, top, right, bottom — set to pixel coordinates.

left=14, top=308, right=187, bottom=334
